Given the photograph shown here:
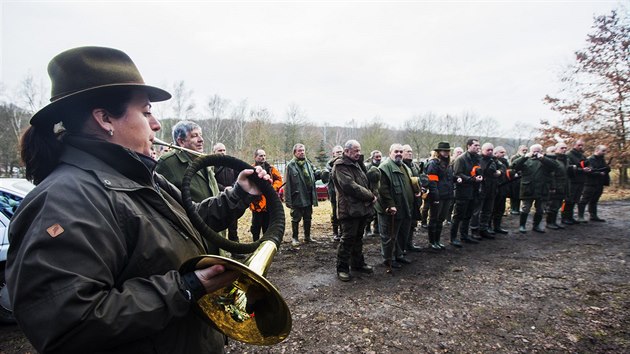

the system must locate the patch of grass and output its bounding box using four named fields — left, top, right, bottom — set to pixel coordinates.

left=236, top=200, right=335, bottom=239
left=600, top=187, right=630, bottom=201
